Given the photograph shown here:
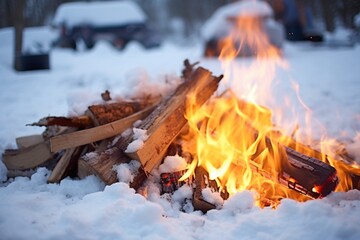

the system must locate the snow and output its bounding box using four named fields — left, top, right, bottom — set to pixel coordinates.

left=1, top=25, right=360, bottom=239
left=113, top=160, right=141, bottom=184
left=355, top=13, right=360, bottom=28
left=52, top=0, right=147, bottom=28
left=158, top=155, right=187, bottom=173
left=125, top=128, right=149, bottom=153
left=202, top=187, right=224, bottom=209
left=201, top=0, right=274, bottom=40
